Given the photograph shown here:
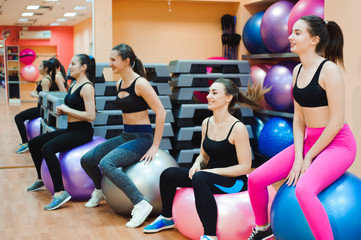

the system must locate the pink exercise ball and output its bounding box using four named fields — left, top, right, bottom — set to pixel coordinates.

left=260, top=1, right=294, bottom=53
left=250, top=63, right=274, bottom=110
left=19, top=48, right=36, bottom=65
left=26, top=117, right=41, bottom=140
left=21, top=64, right=39, bottom=82
left=288, top=0, right=324, bottom=35
left=41, top=136, right=107, bottom=200
left=172, top=187, right=276, bottom=240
